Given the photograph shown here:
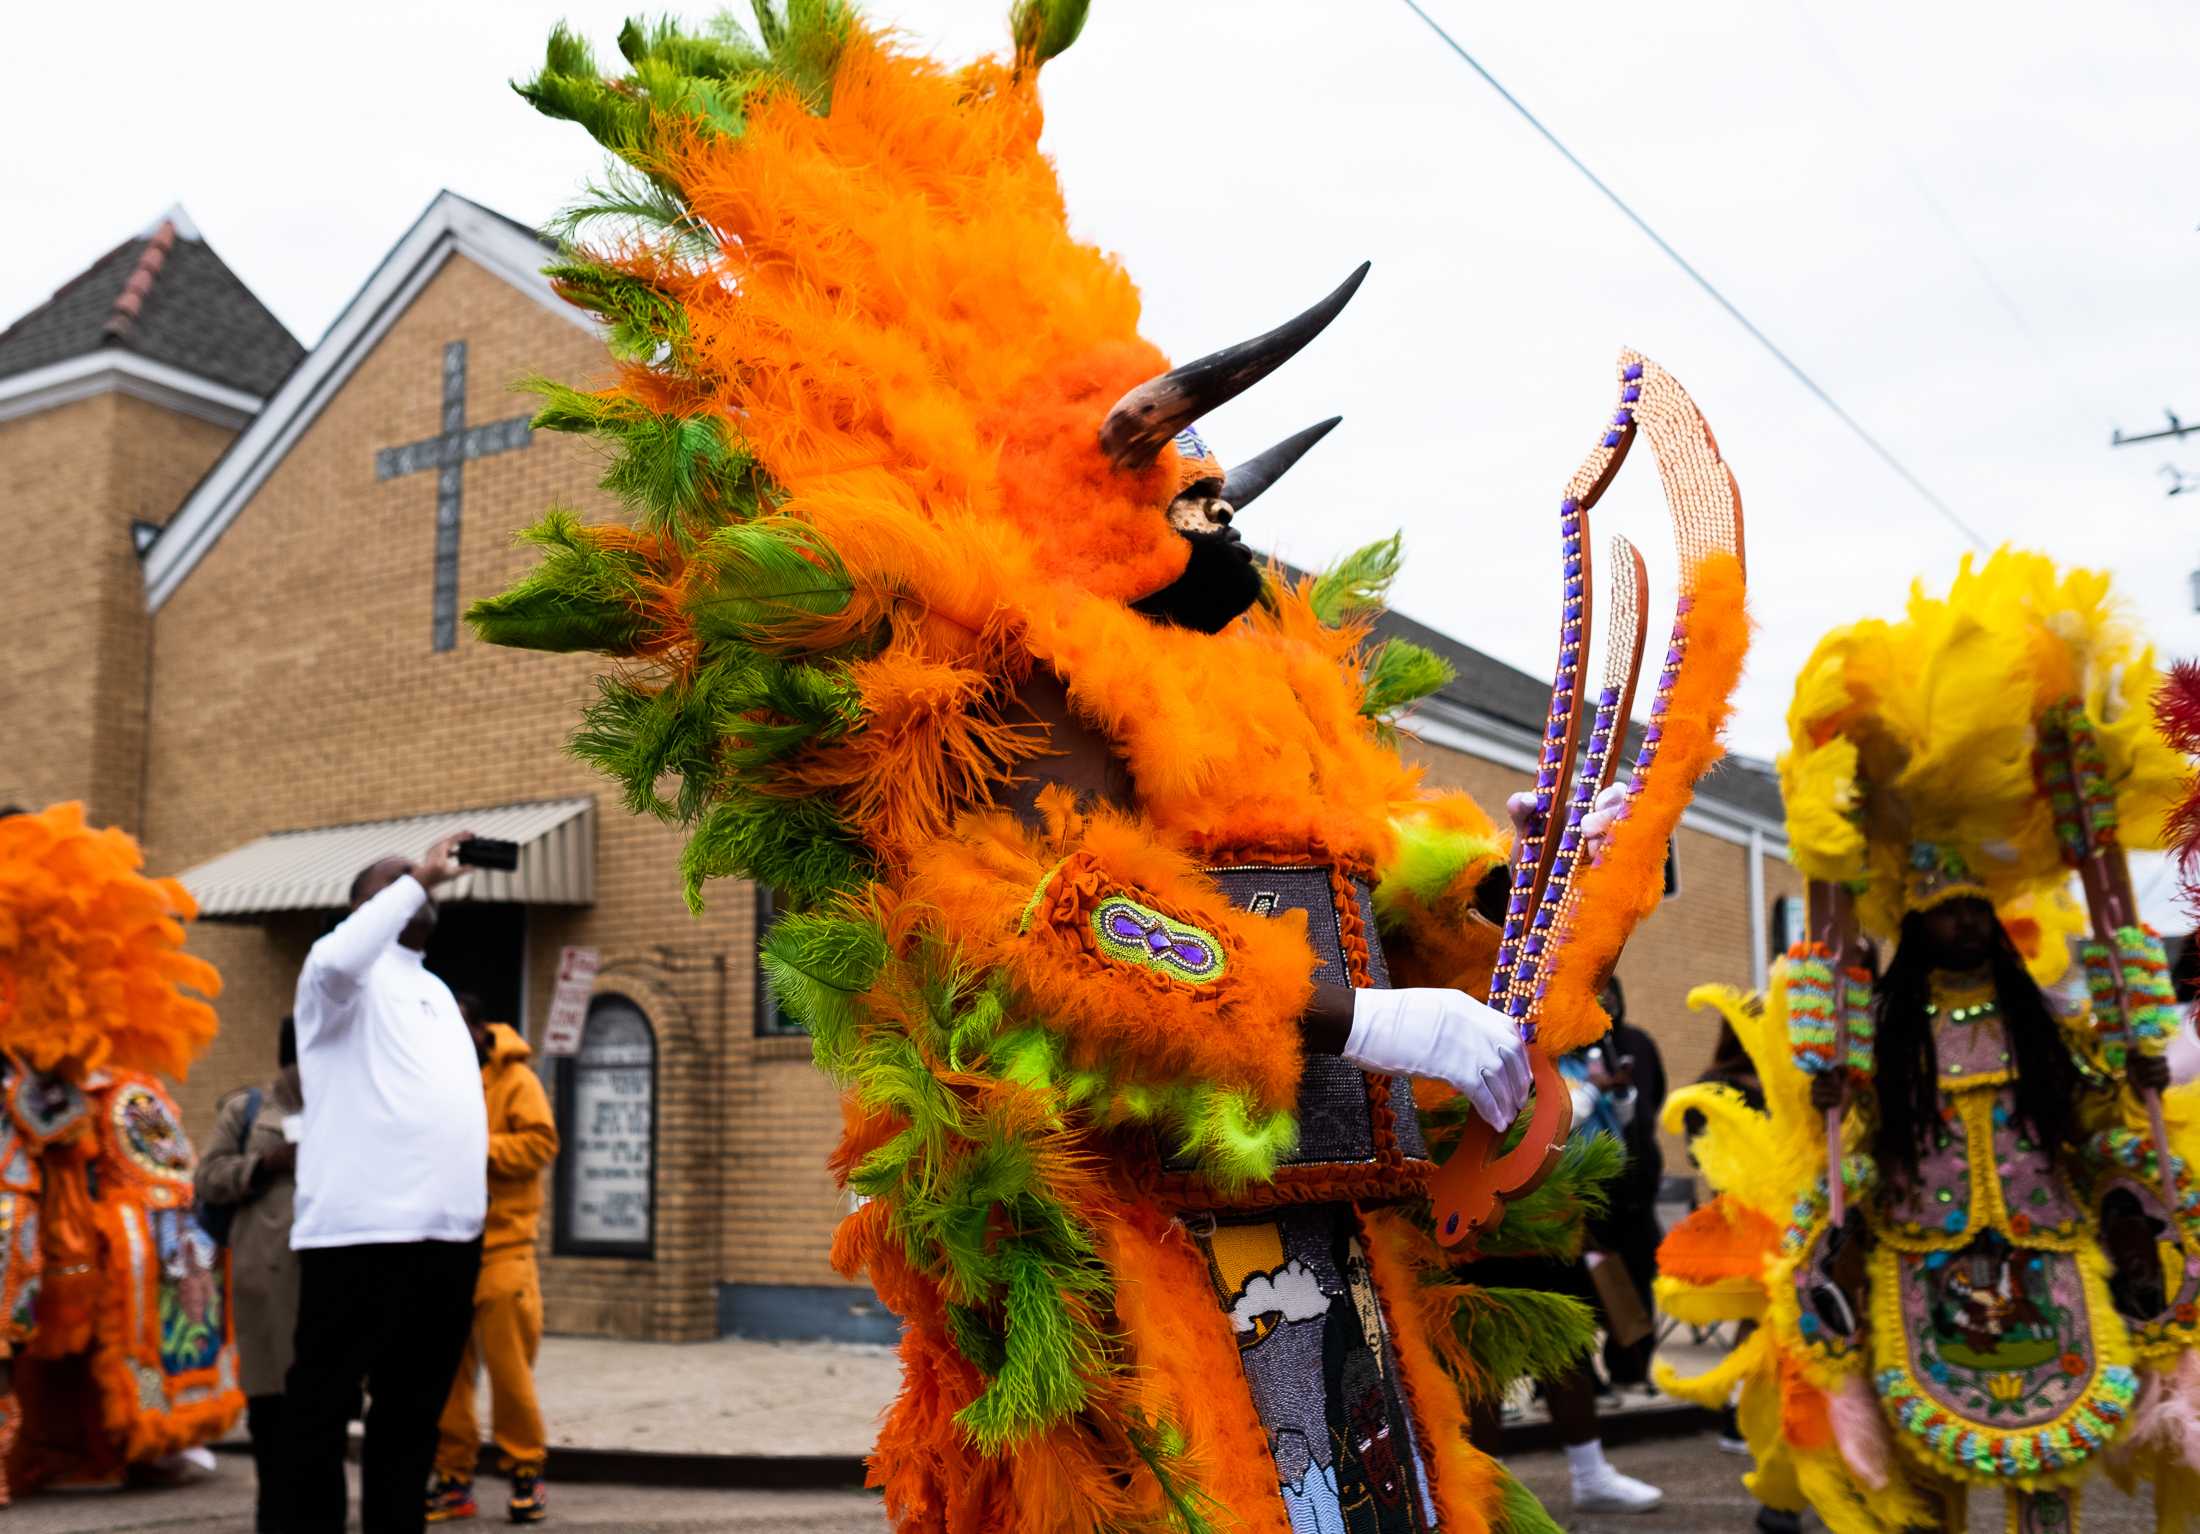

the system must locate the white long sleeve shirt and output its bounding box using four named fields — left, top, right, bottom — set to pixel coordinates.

left=290, top=875, right=488, bottom=1249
